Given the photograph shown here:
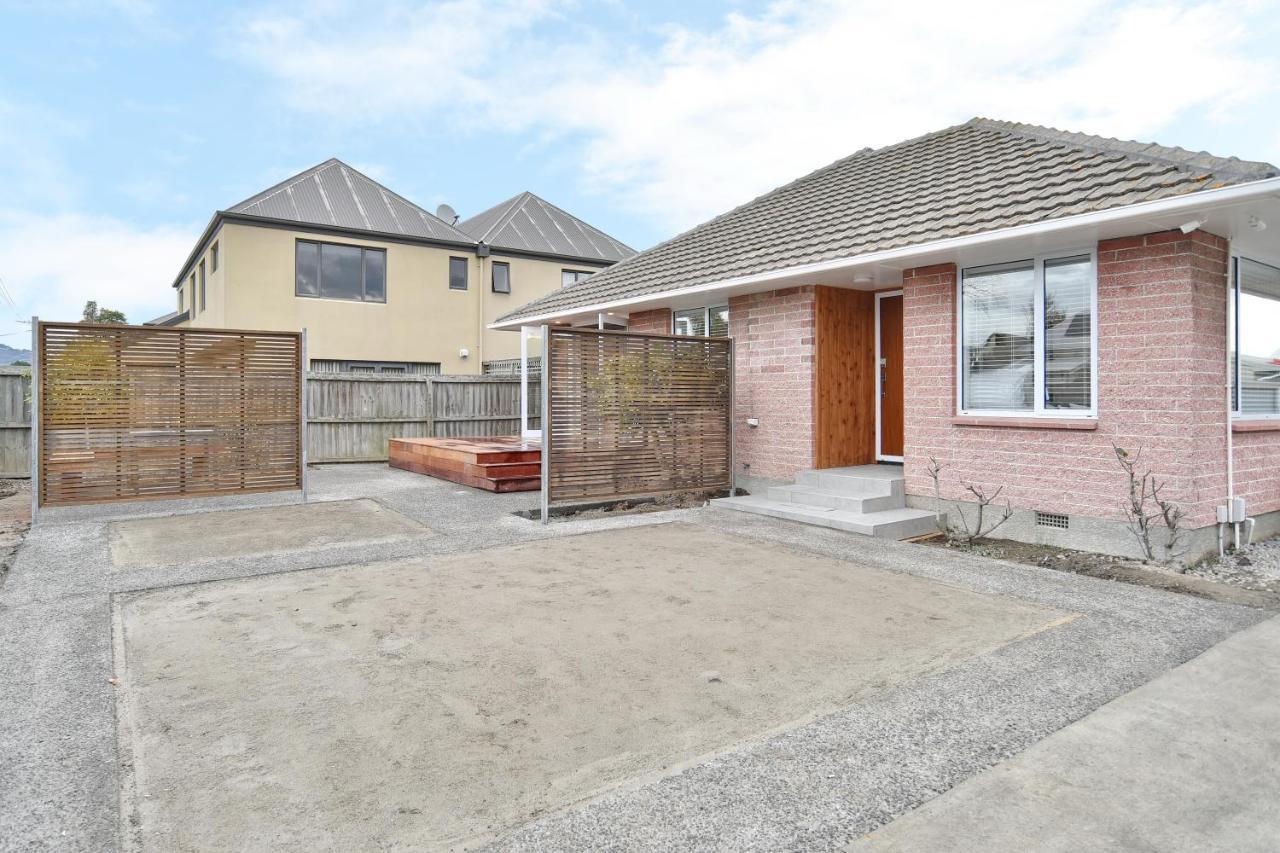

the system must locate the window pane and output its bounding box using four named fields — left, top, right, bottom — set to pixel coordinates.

left=1044, top=255, right=1092, bottom=411
left=320, top=243, right=363, bottom=300
left=708, top=306, right=729, bottom=337
left=493, top=263, right=511, bottom=294
left=363, top=249, right=386, bottom=301
left=1237, top=258, right=1280, bottom=415
left=963, top=261, right=1035, bottom=411
left=562, top=269, right=589, bottom=288
left=295, top=242, right=320, bottom=296
left=450, top=257, right=468, bottom=290
left=673, top=308, right=707, bottom=336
